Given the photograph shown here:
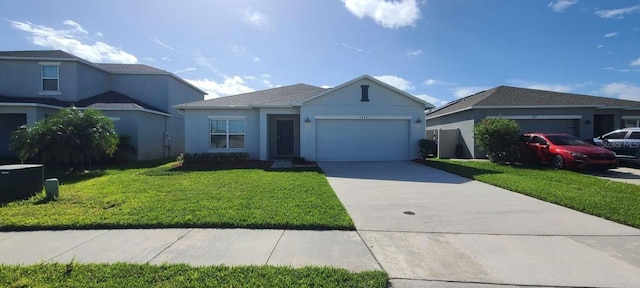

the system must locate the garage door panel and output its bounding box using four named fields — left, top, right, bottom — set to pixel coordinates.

left=316, top=119, right=409, bottom=161
left=518, top=119, right=579, bottom=136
